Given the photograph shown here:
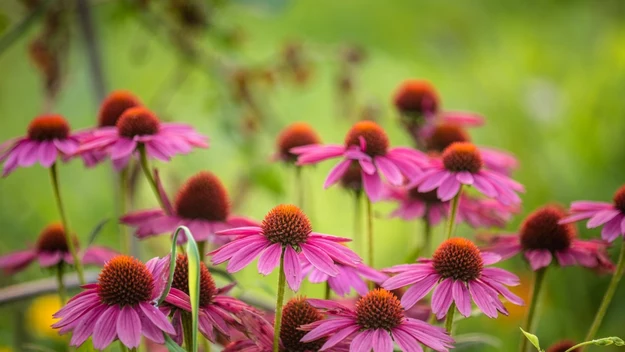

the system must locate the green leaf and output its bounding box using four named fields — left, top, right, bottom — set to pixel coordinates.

left=155, top=229, right=183, bottom=306
left=164, top=333, right=186, bottom=352
left=86, top=218, right=110, bottom=246
left=180, top=225, right=201, bottom=352
left=520, top=328, right=541, bottom=351
left=563, top=336, right=625, bottom=351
